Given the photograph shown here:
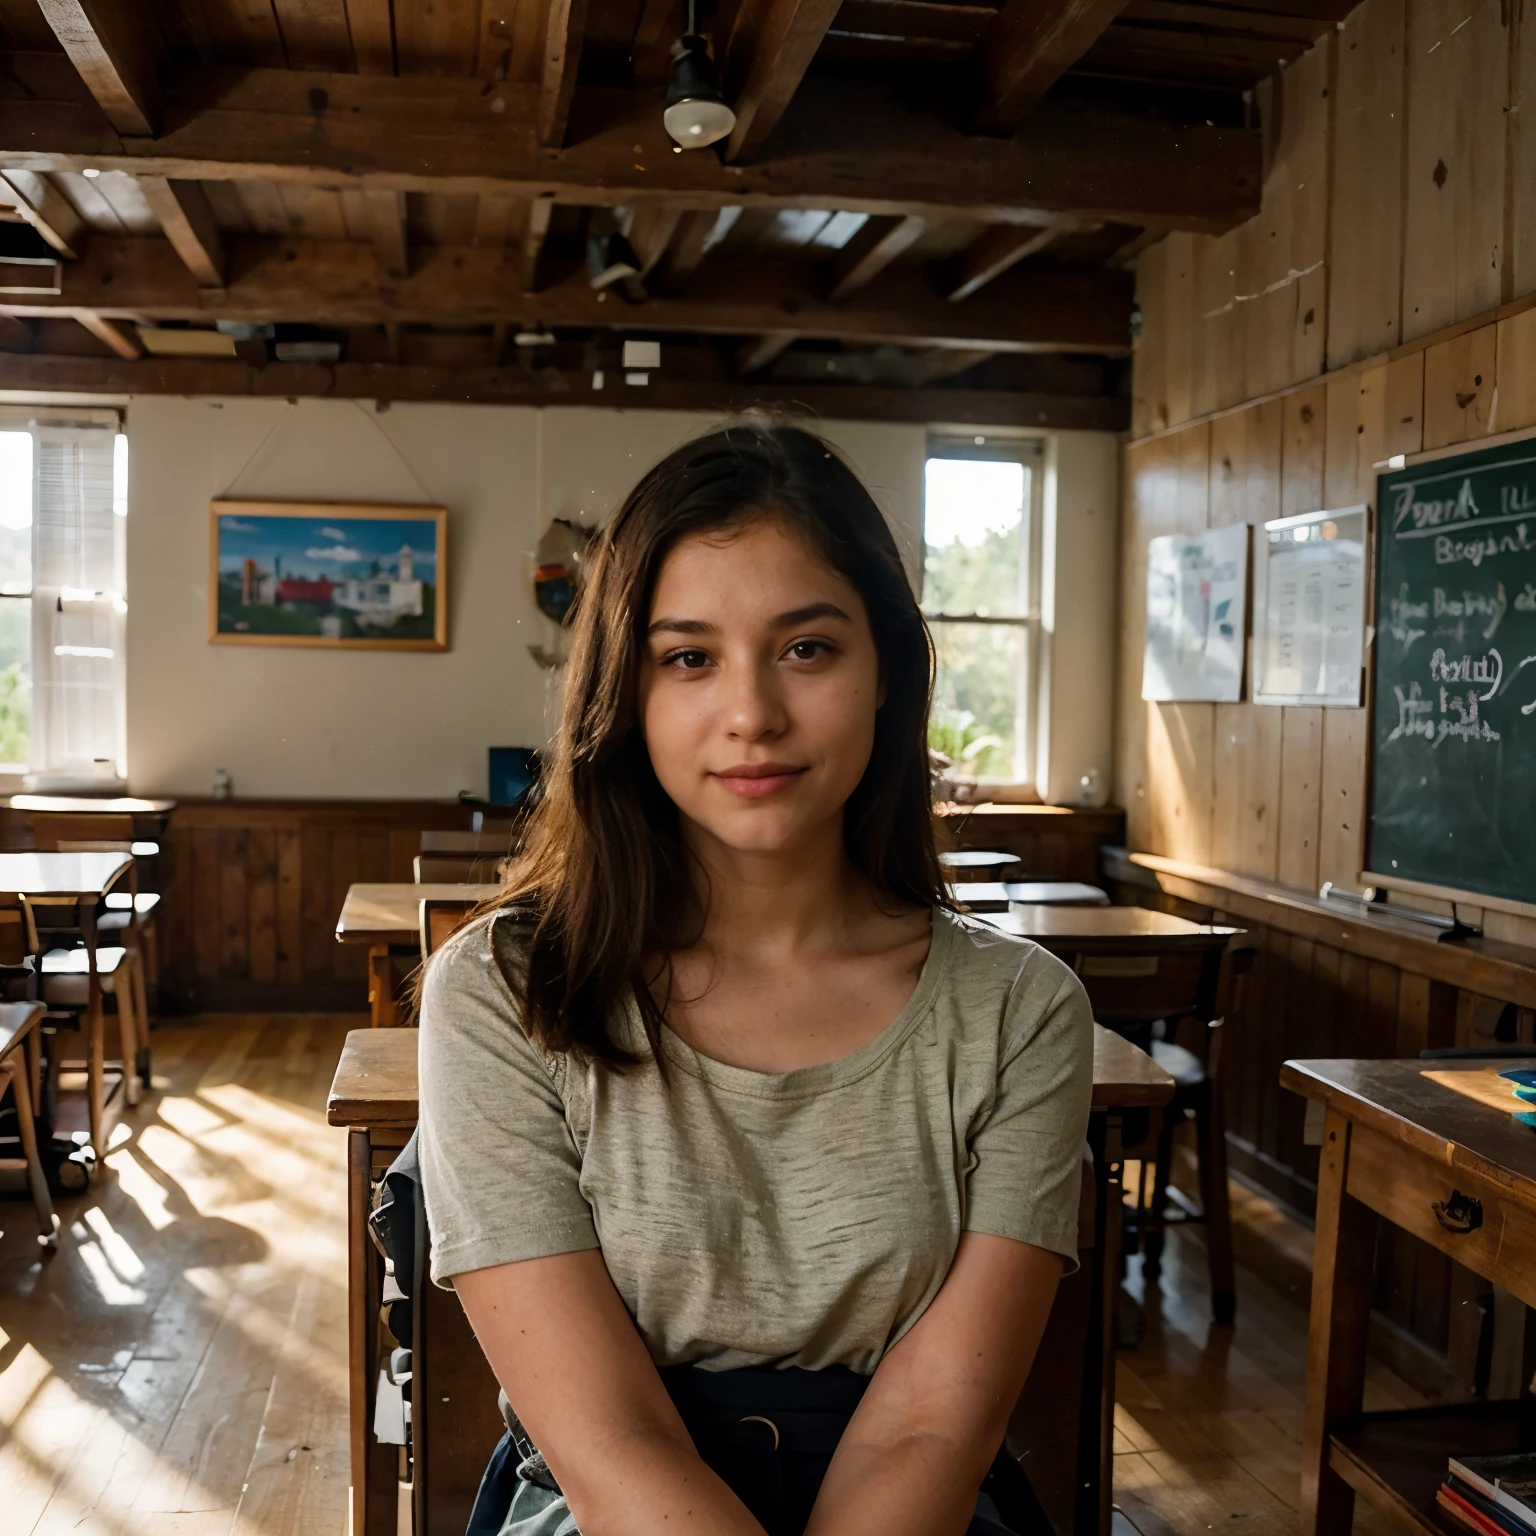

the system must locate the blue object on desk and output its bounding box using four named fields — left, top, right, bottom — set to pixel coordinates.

left=1499, top=1066, right=1536, bottom=1089
left=489, top=747, right=540, bottom=808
